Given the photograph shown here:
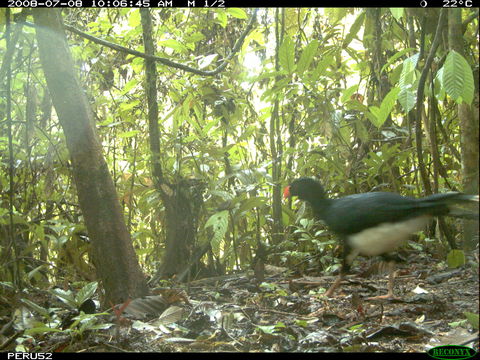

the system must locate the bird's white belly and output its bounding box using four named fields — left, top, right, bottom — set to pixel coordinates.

left=348, top=216, right=430, bottom=257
